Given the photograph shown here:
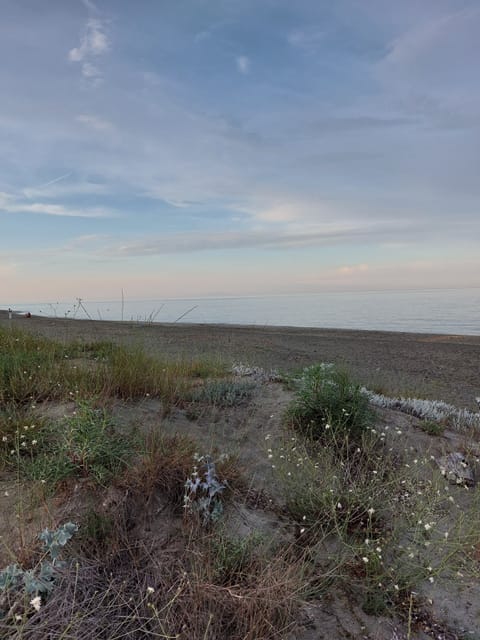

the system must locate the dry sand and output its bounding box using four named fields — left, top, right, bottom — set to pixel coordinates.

left=2, top=310, right=479, bottom=409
